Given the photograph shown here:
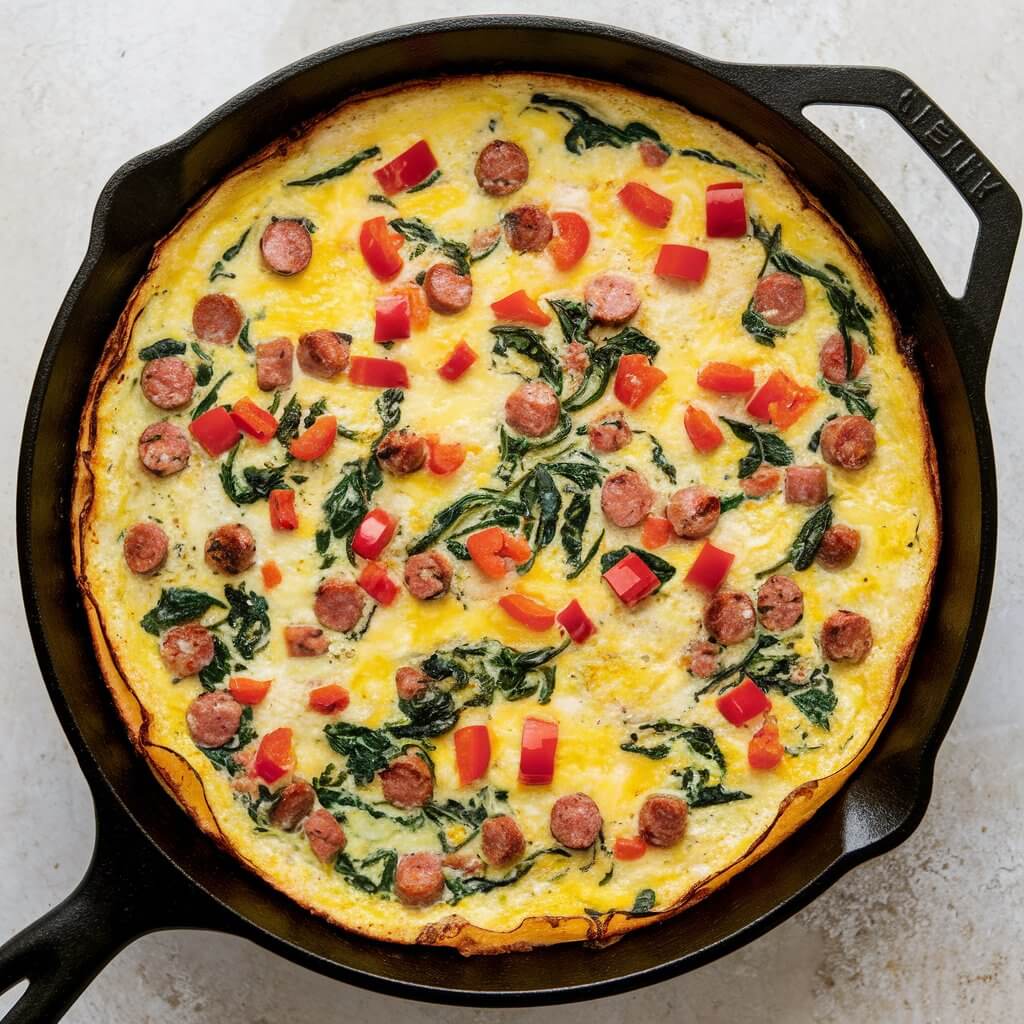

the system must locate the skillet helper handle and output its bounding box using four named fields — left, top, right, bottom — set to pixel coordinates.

left=762, top=65, right=1021, bottom=373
